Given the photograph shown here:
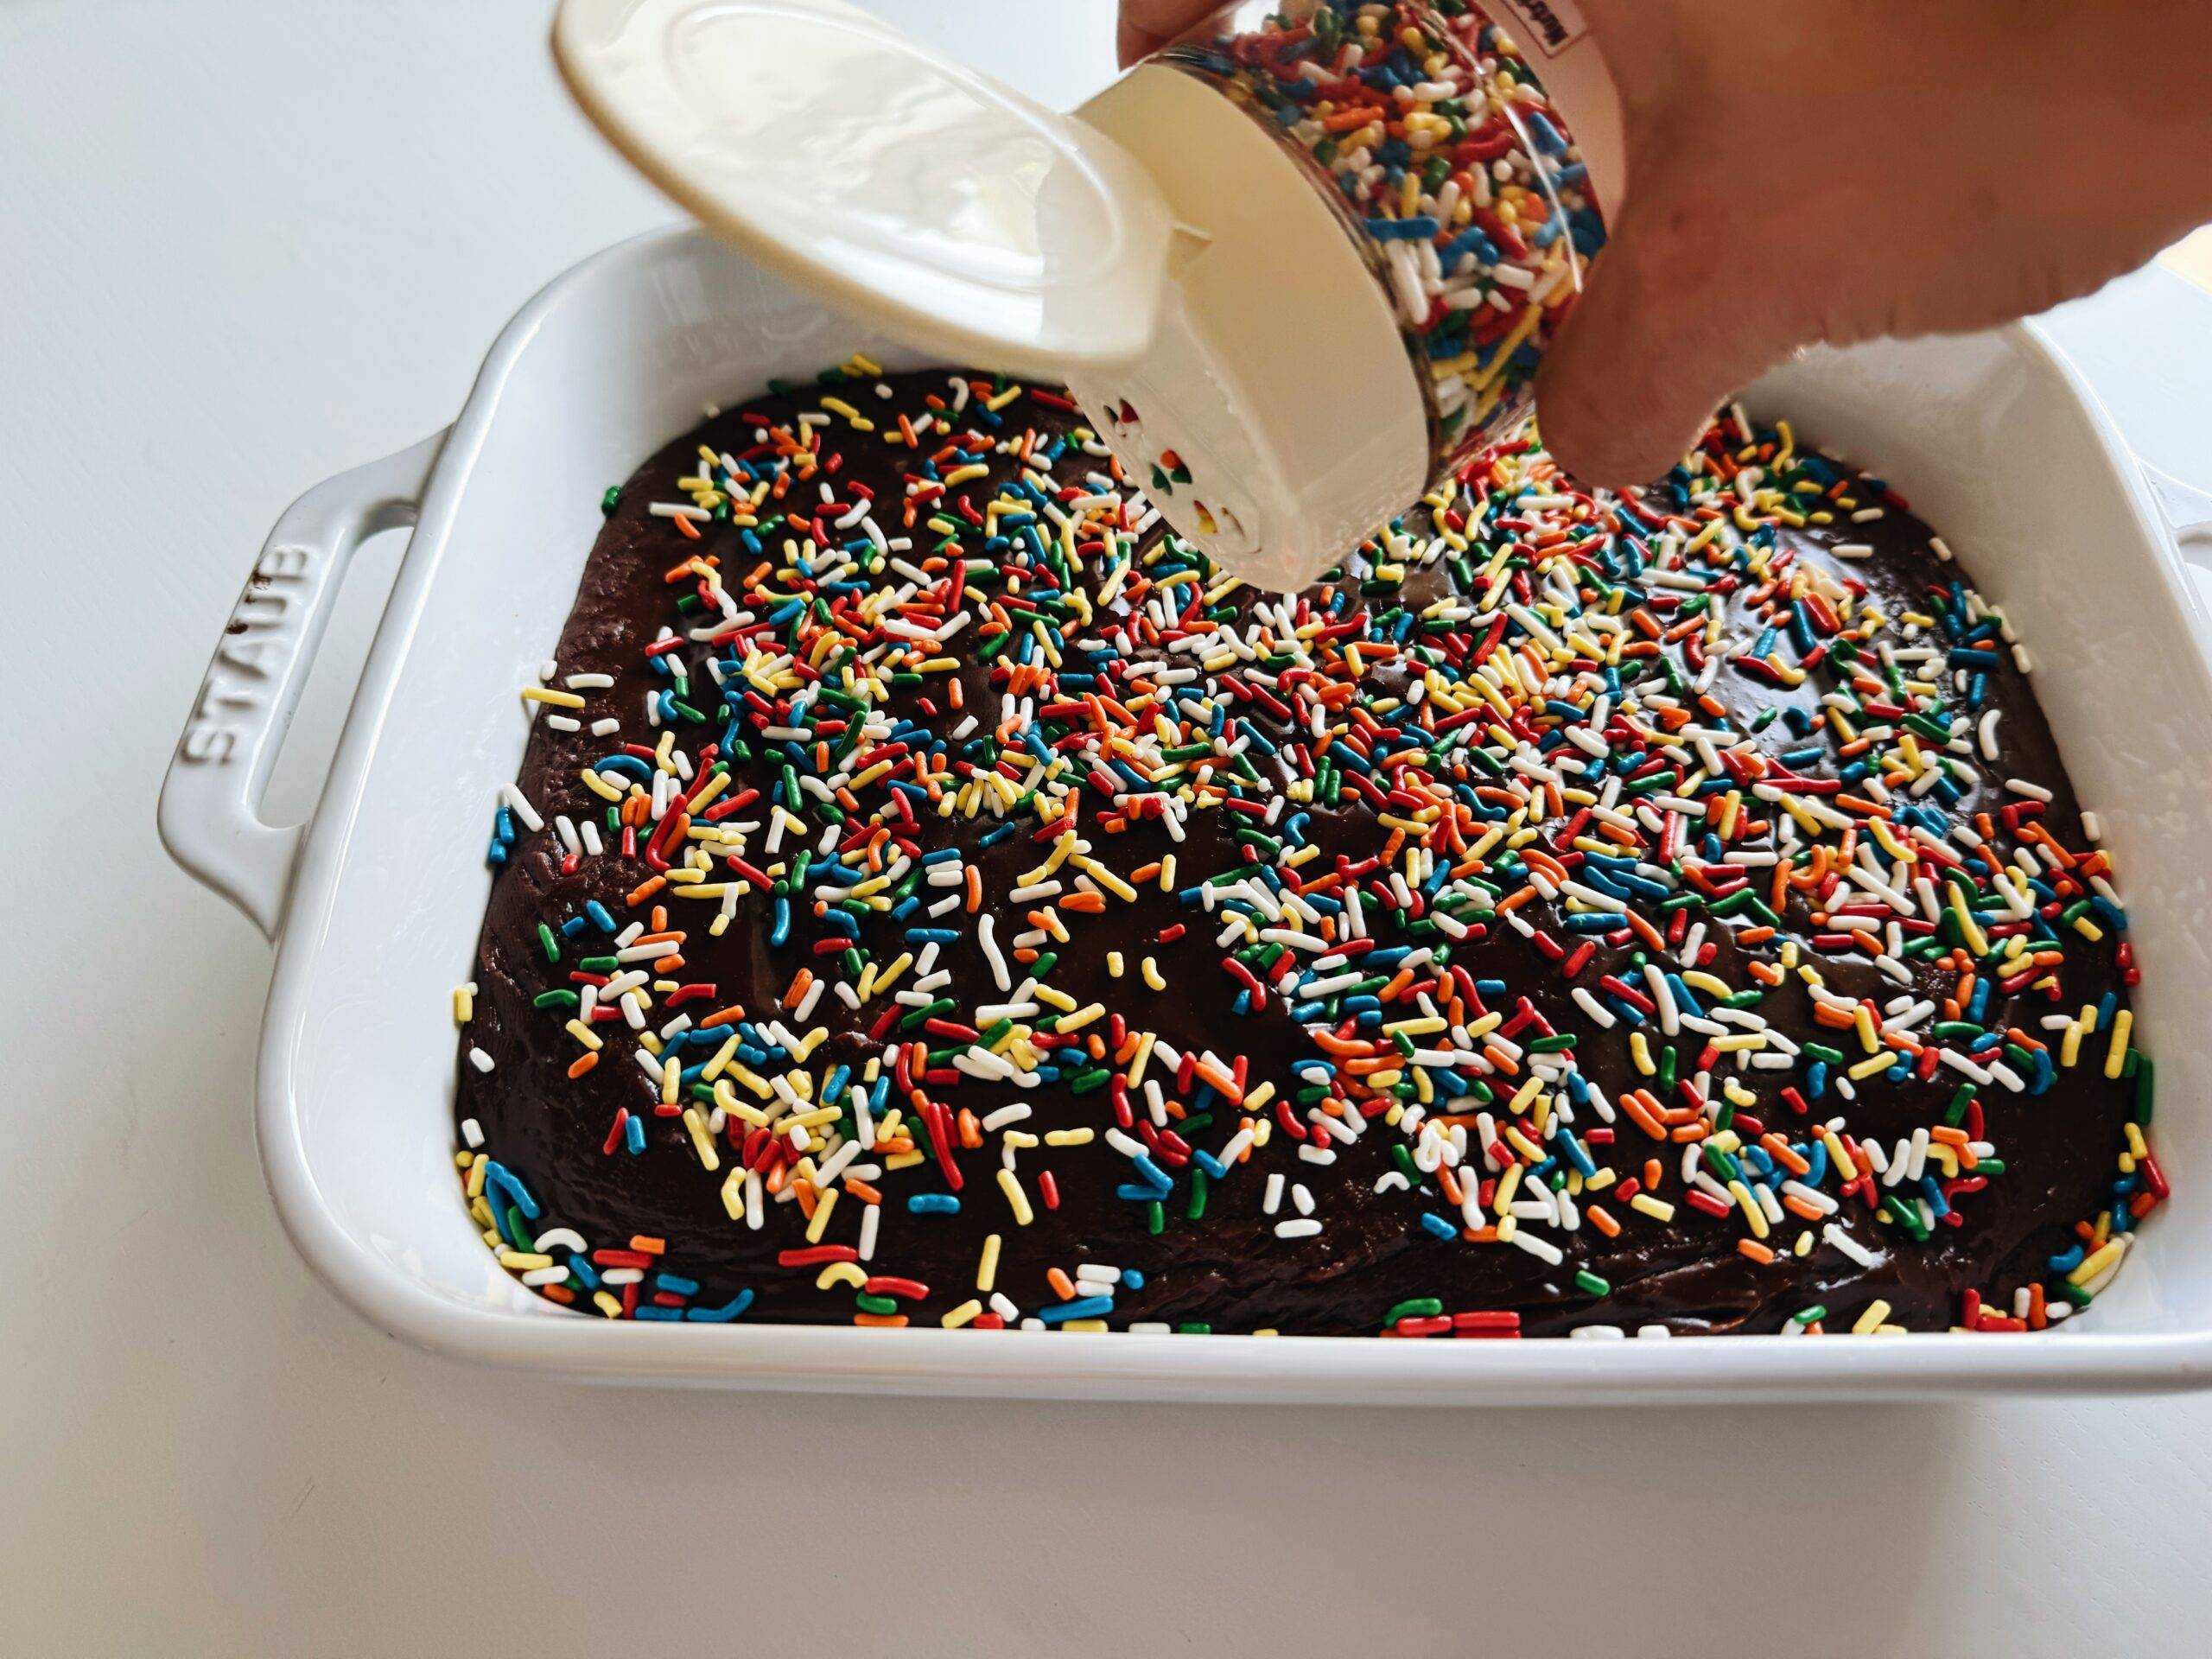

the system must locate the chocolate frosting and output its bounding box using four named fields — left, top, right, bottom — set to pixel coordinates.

left=456, top=371, right=2139, bottom=1337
